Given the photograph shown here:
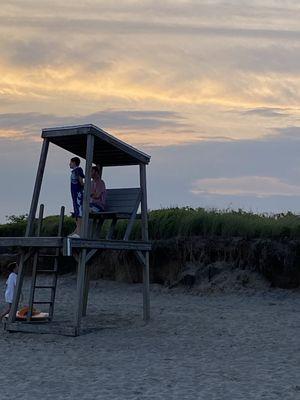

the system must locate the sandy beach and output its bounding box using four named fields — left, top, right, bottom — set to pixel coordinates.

left=0, top=275, right=299, bottom=400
